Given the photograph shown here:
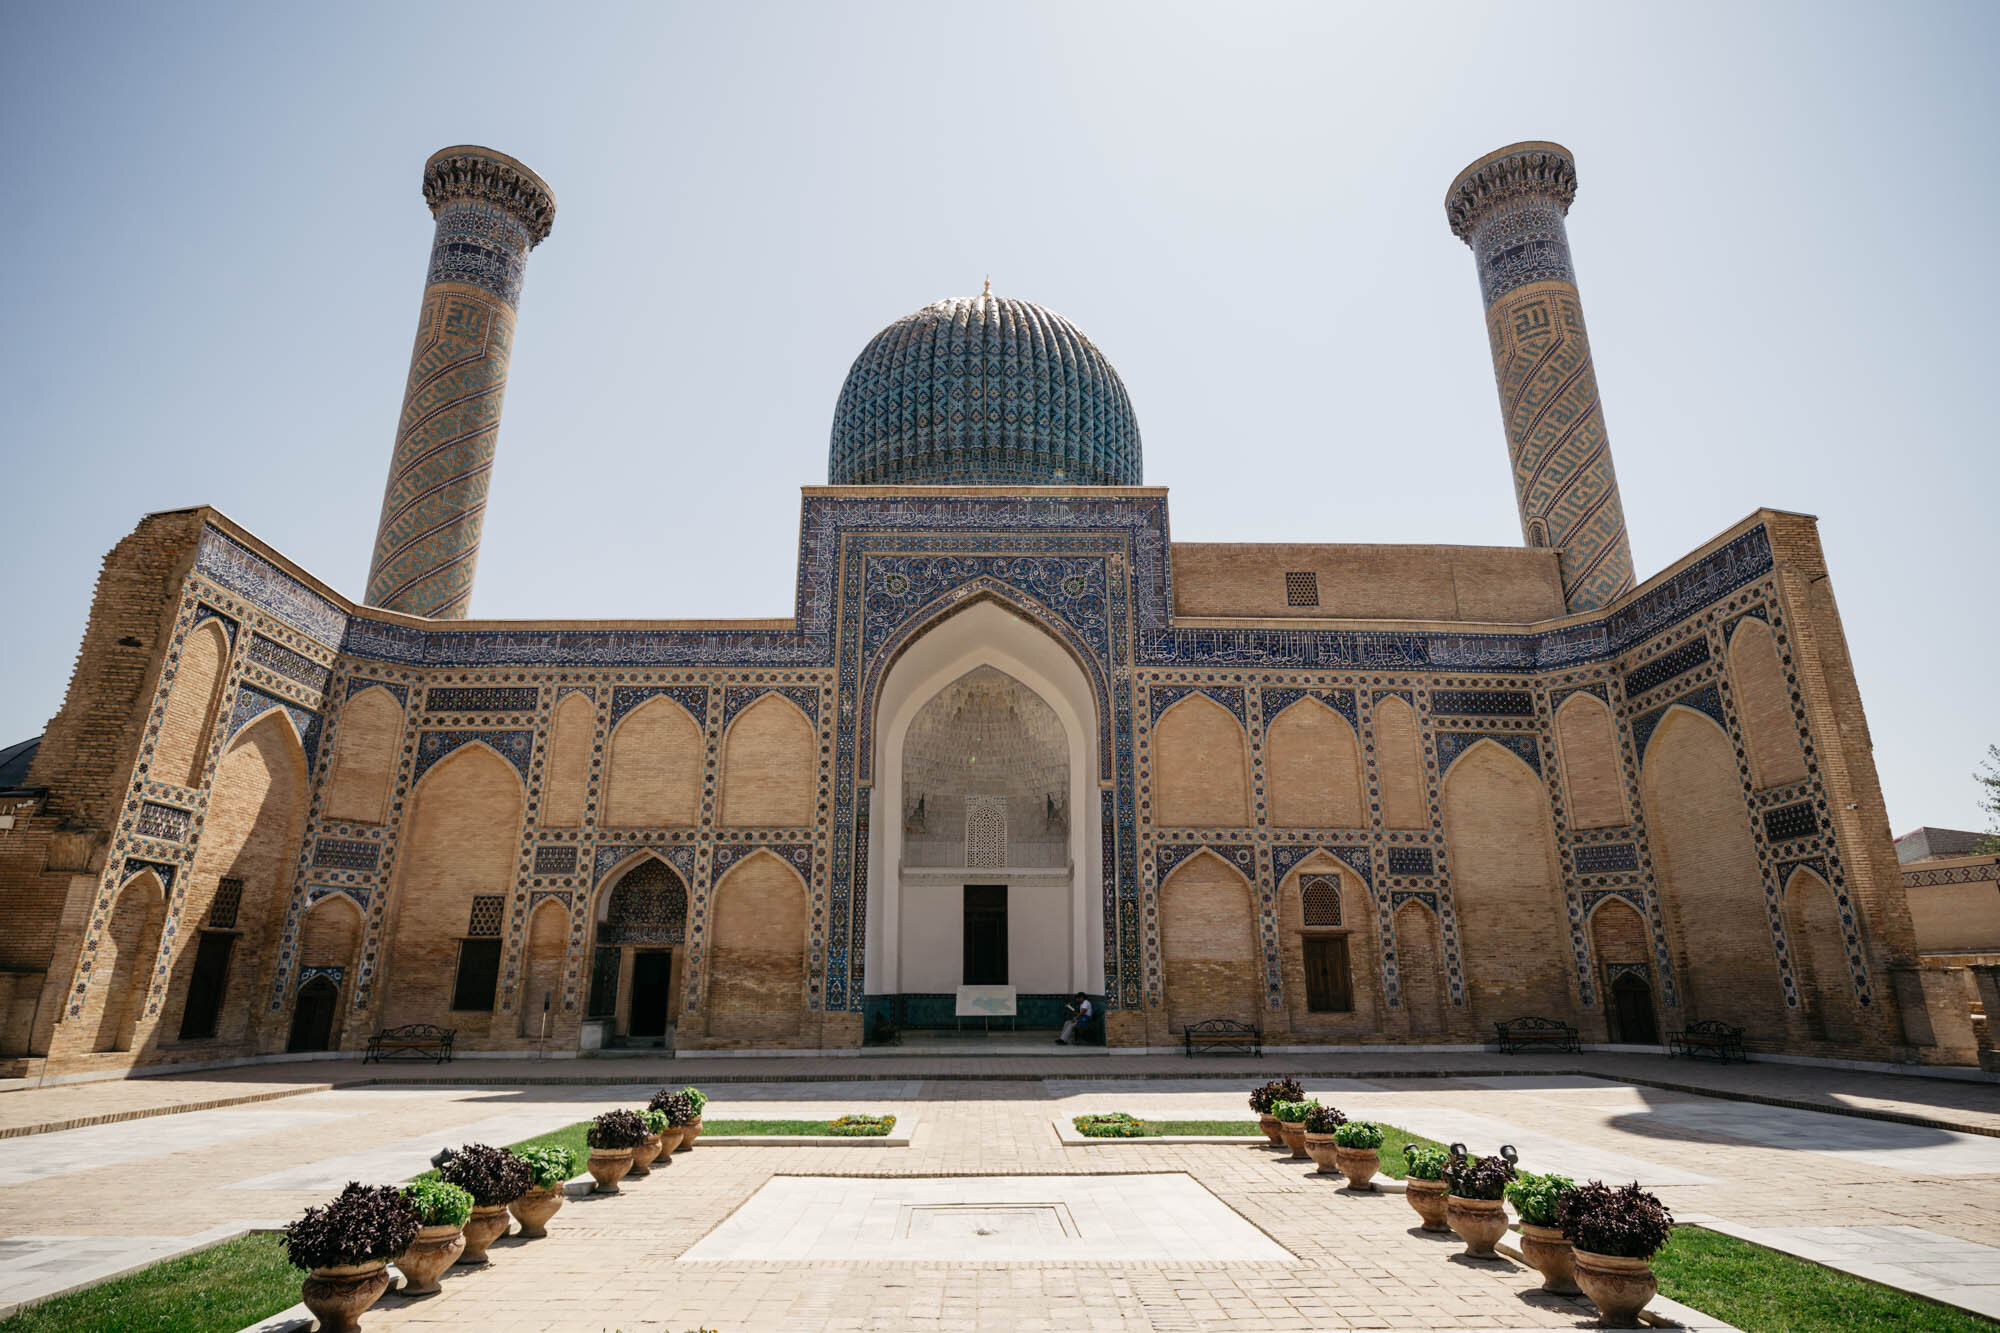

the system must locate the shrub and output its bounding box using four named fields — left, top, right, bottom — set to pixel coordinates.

left=828, top=1114, right=896, bottom=1136
left=1557, top=1180, right=1675, bottom=1259
left=641, top=1108, right=670, bottom=1135
left=1505, top=1171, right=1575, bottom=1227
left=439, top=1142, right=533, bottom=1207
left=1333, top=1120, right=1383, bottom=1150
left=283, top=1182, right=419, bottom=1271
left=400, top=1179, right=473, bottom=1230
left=1444, top=1151, right=1516, bottom=1200
left=1403, top=1144, right=1450, bottom=1181
left=587, top=1108, right=649, bottom=1151
left=1248, top=1078, right=1305, bottom=1115
left=514, top=1145, right=580, bottom=1190
left=650, top=1091, right=698, bottom=1127
left=1074, top=1112, right=1146, bottom=1138
left=652, top=1085, right=707, bottom=1118
left=1270, top=1098, right=1317, bottom=1123
left=1302, top=1104, right=1347, bottom=1134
